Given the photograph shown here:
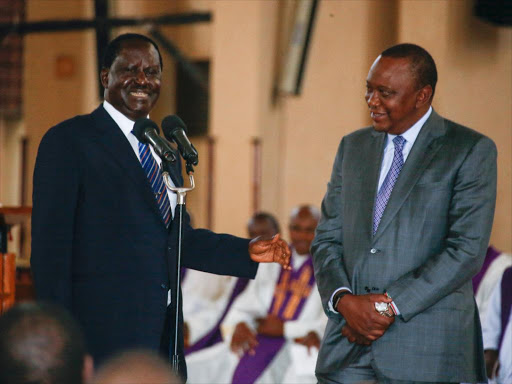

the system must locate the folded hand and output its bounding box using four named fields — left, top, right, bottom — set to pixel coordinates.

left=231, top=322, right=258, bottom=357
left=256, top=314, right=284, bottom=337
left=337, top=293, right=394, bottom=342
